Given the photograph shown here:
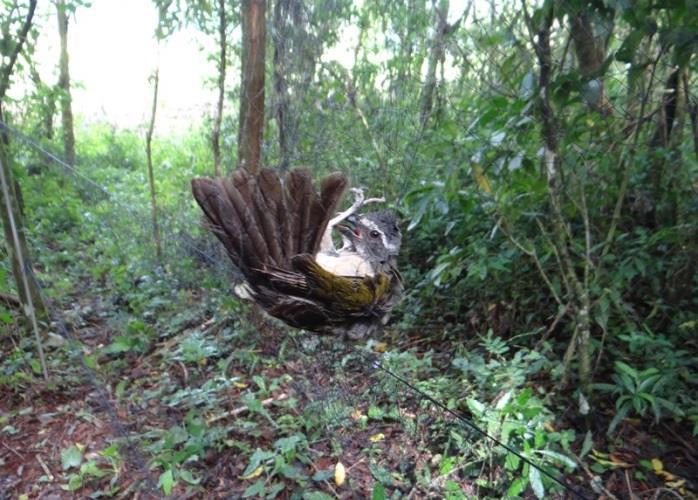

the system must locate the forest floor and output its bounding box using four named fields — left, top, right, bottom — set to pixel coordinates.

left=1, top=271, right=697, bottom=499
